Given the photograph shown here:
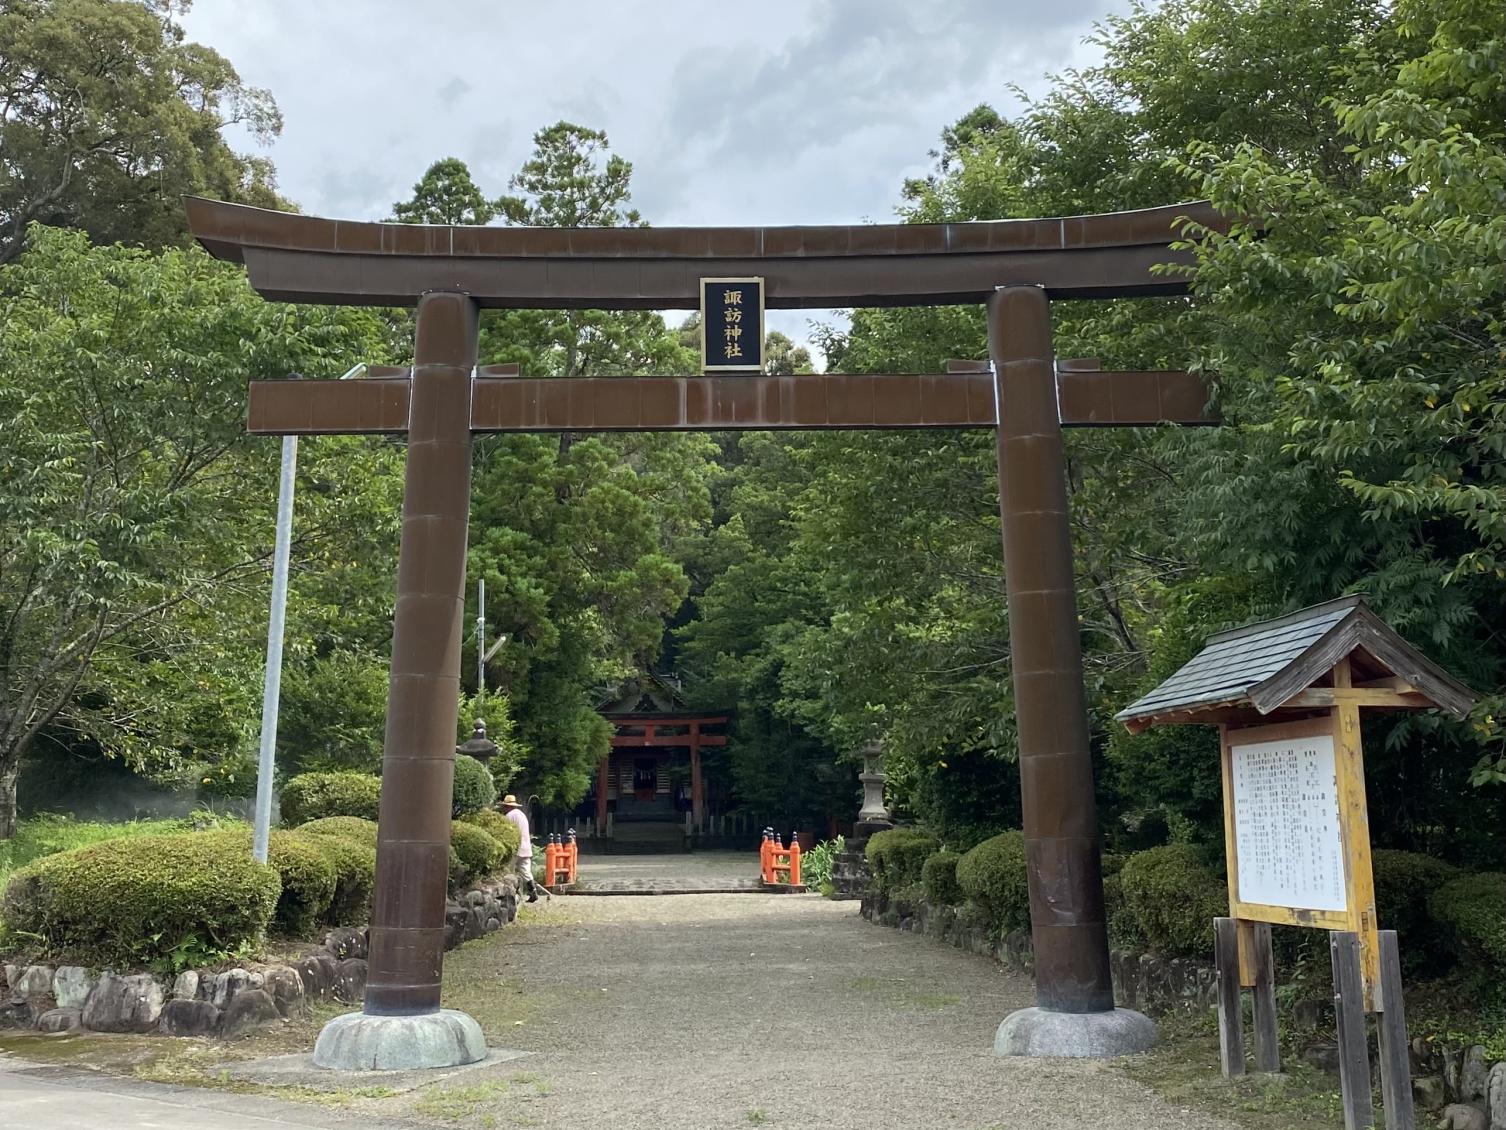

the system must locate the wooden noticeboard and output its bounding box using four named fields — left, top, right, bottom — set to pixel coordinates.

left=1219, top=687, right=1380, bottom=1009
